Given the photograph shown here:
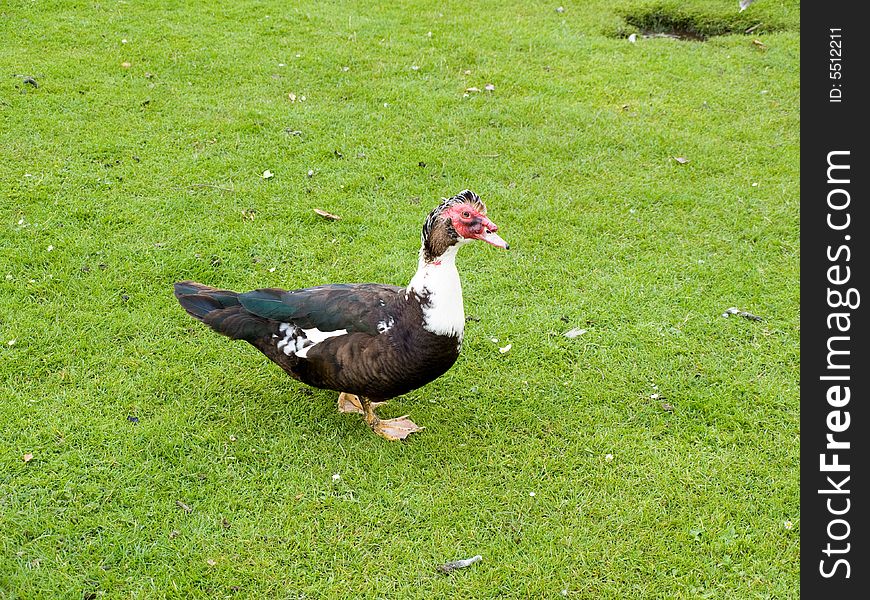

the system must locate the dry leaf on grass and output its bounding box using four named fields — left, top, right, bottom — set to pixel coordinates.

left=673, top=156, right=690, bottom=164
left=23, top=453, right=34, bottom=463
left=563, top=328, right=587, bottom=338
left=314, top=208, right=341, bottom=221
left=437, top=555, right=482, bottom=574
left=721, top=307, right=763, bottom=321
left=175, top=500, right=193, bottom=513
